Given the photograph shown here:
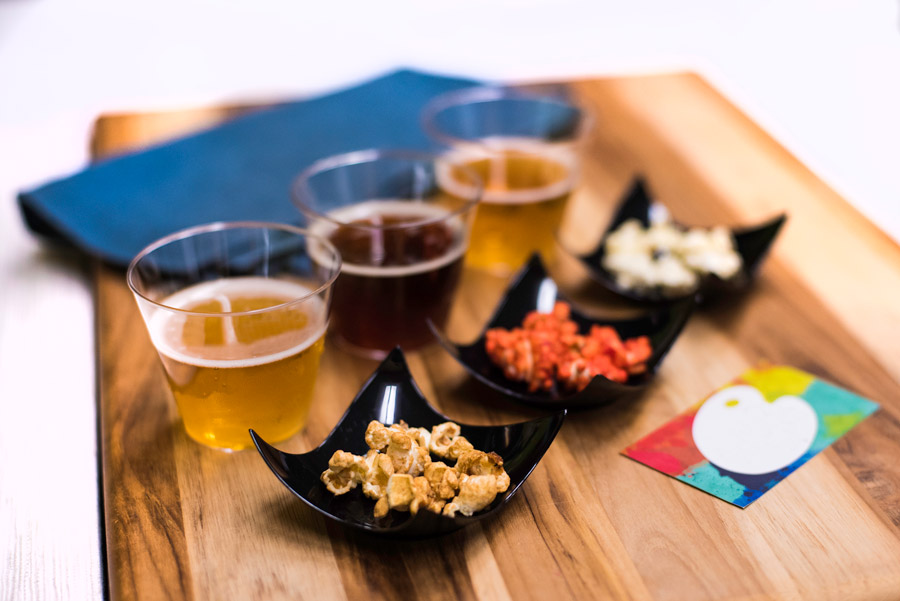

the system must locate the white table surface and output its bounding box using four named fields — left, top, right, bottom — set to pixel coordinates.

left=2, top=1, right=898, bottom=598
